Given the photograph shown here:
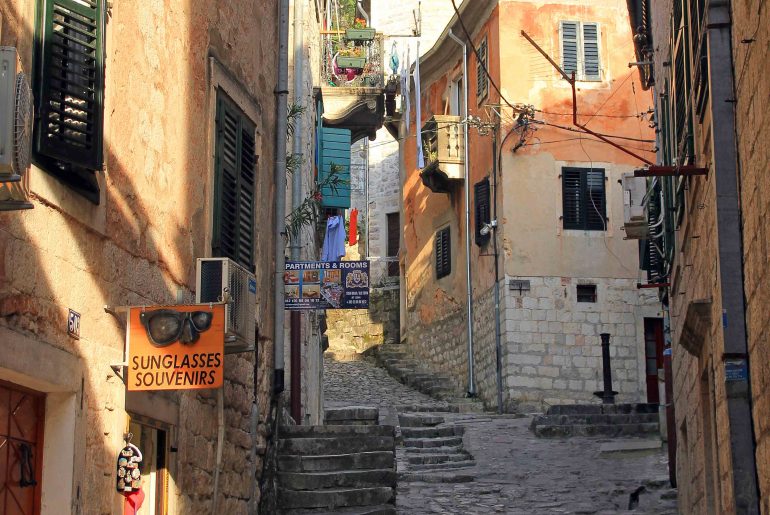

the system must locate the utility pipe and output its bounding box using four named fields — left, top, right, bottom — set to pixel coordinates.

left=492, top=125, right=503, bottom=413
left=211, top=387, right=225, bottom=513
left=290, top=0, right=305, bottom=424
left=448, top=29, right=475, bottom=396
left=273, top=0, right=290, bottom=394
left=355, top=0, right=370, bottom=26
